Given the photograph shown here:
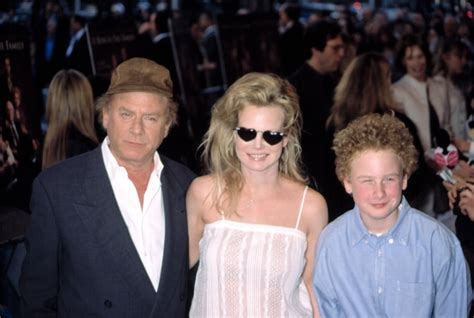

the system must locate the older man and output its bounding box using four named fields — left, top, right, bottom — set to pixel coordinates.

left=20, top=58, right=196, bottom=317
